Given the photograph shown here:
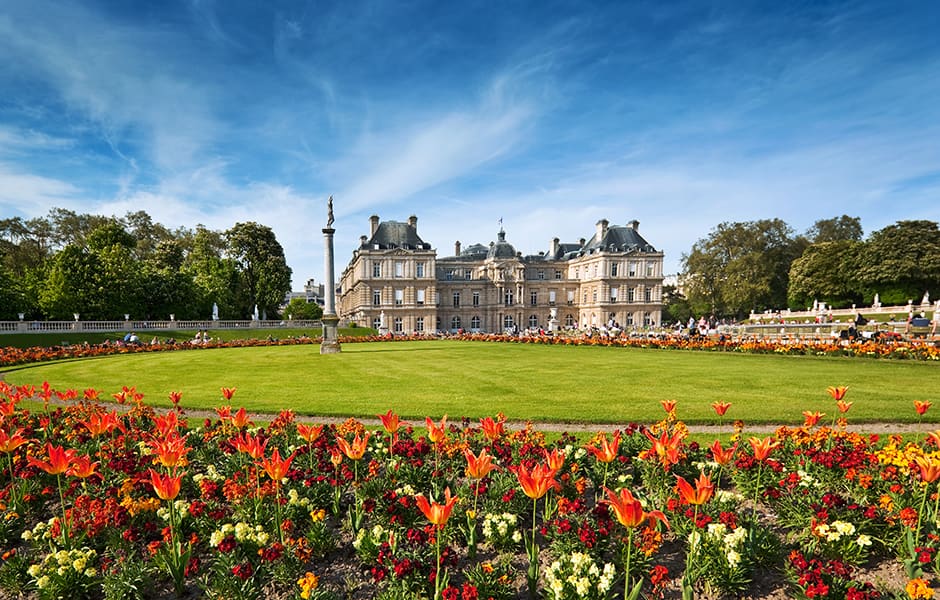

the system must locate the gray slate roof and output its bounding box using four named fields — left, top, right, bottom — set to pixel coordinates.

left=363, top=221, right=431, bottom=250
left=487, top=230, right=518, bottom=259
left=583, top=226, right=656, bottom=253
